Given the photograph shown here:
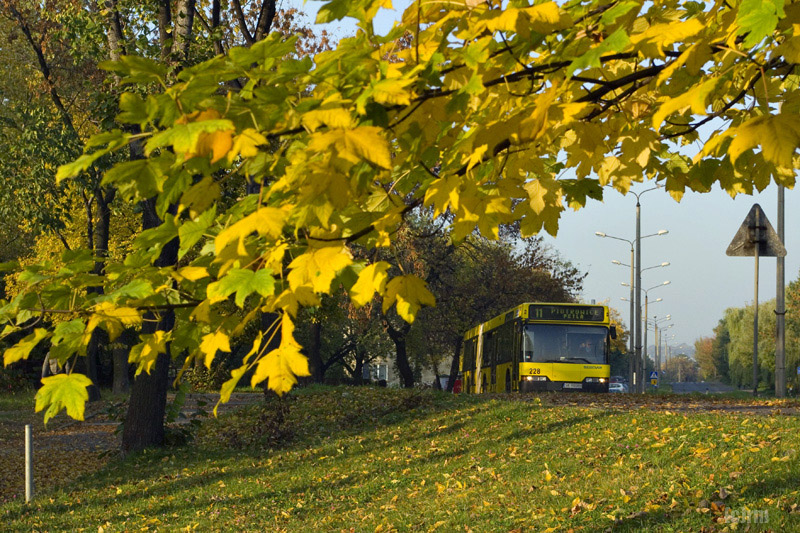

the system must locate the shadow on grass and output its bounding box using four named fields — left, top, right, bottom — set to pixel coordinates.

left=3, top=387, right=616, bottom=528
